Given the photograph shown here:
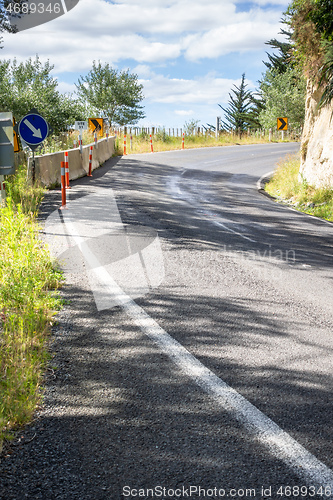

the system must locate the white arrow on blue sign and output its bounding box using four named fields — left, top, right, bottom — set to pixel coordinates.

left=18, top=113, right=49, bottom=147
